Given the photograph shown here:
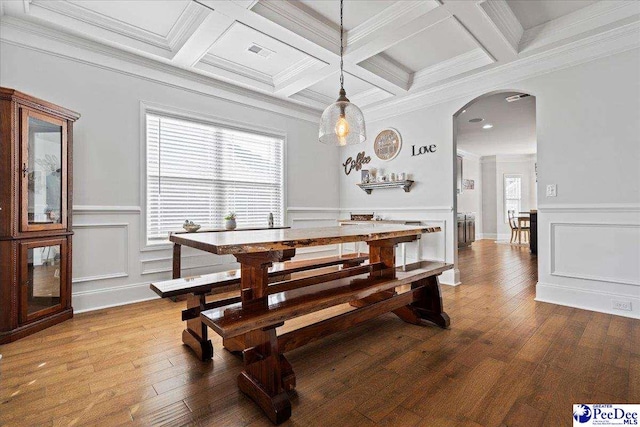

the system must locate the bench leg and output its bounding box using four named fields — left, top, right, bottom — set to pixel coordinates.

left=408, top=276, right=450, bottom=328
left=239, top=328, right=292, bottom=425
left=183, top=293, right=213, bottom=361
